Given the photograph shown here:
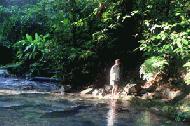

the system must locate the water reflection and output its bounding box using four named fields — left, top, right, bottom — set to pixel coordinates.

left=107, top=99, right=117, bottom=126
